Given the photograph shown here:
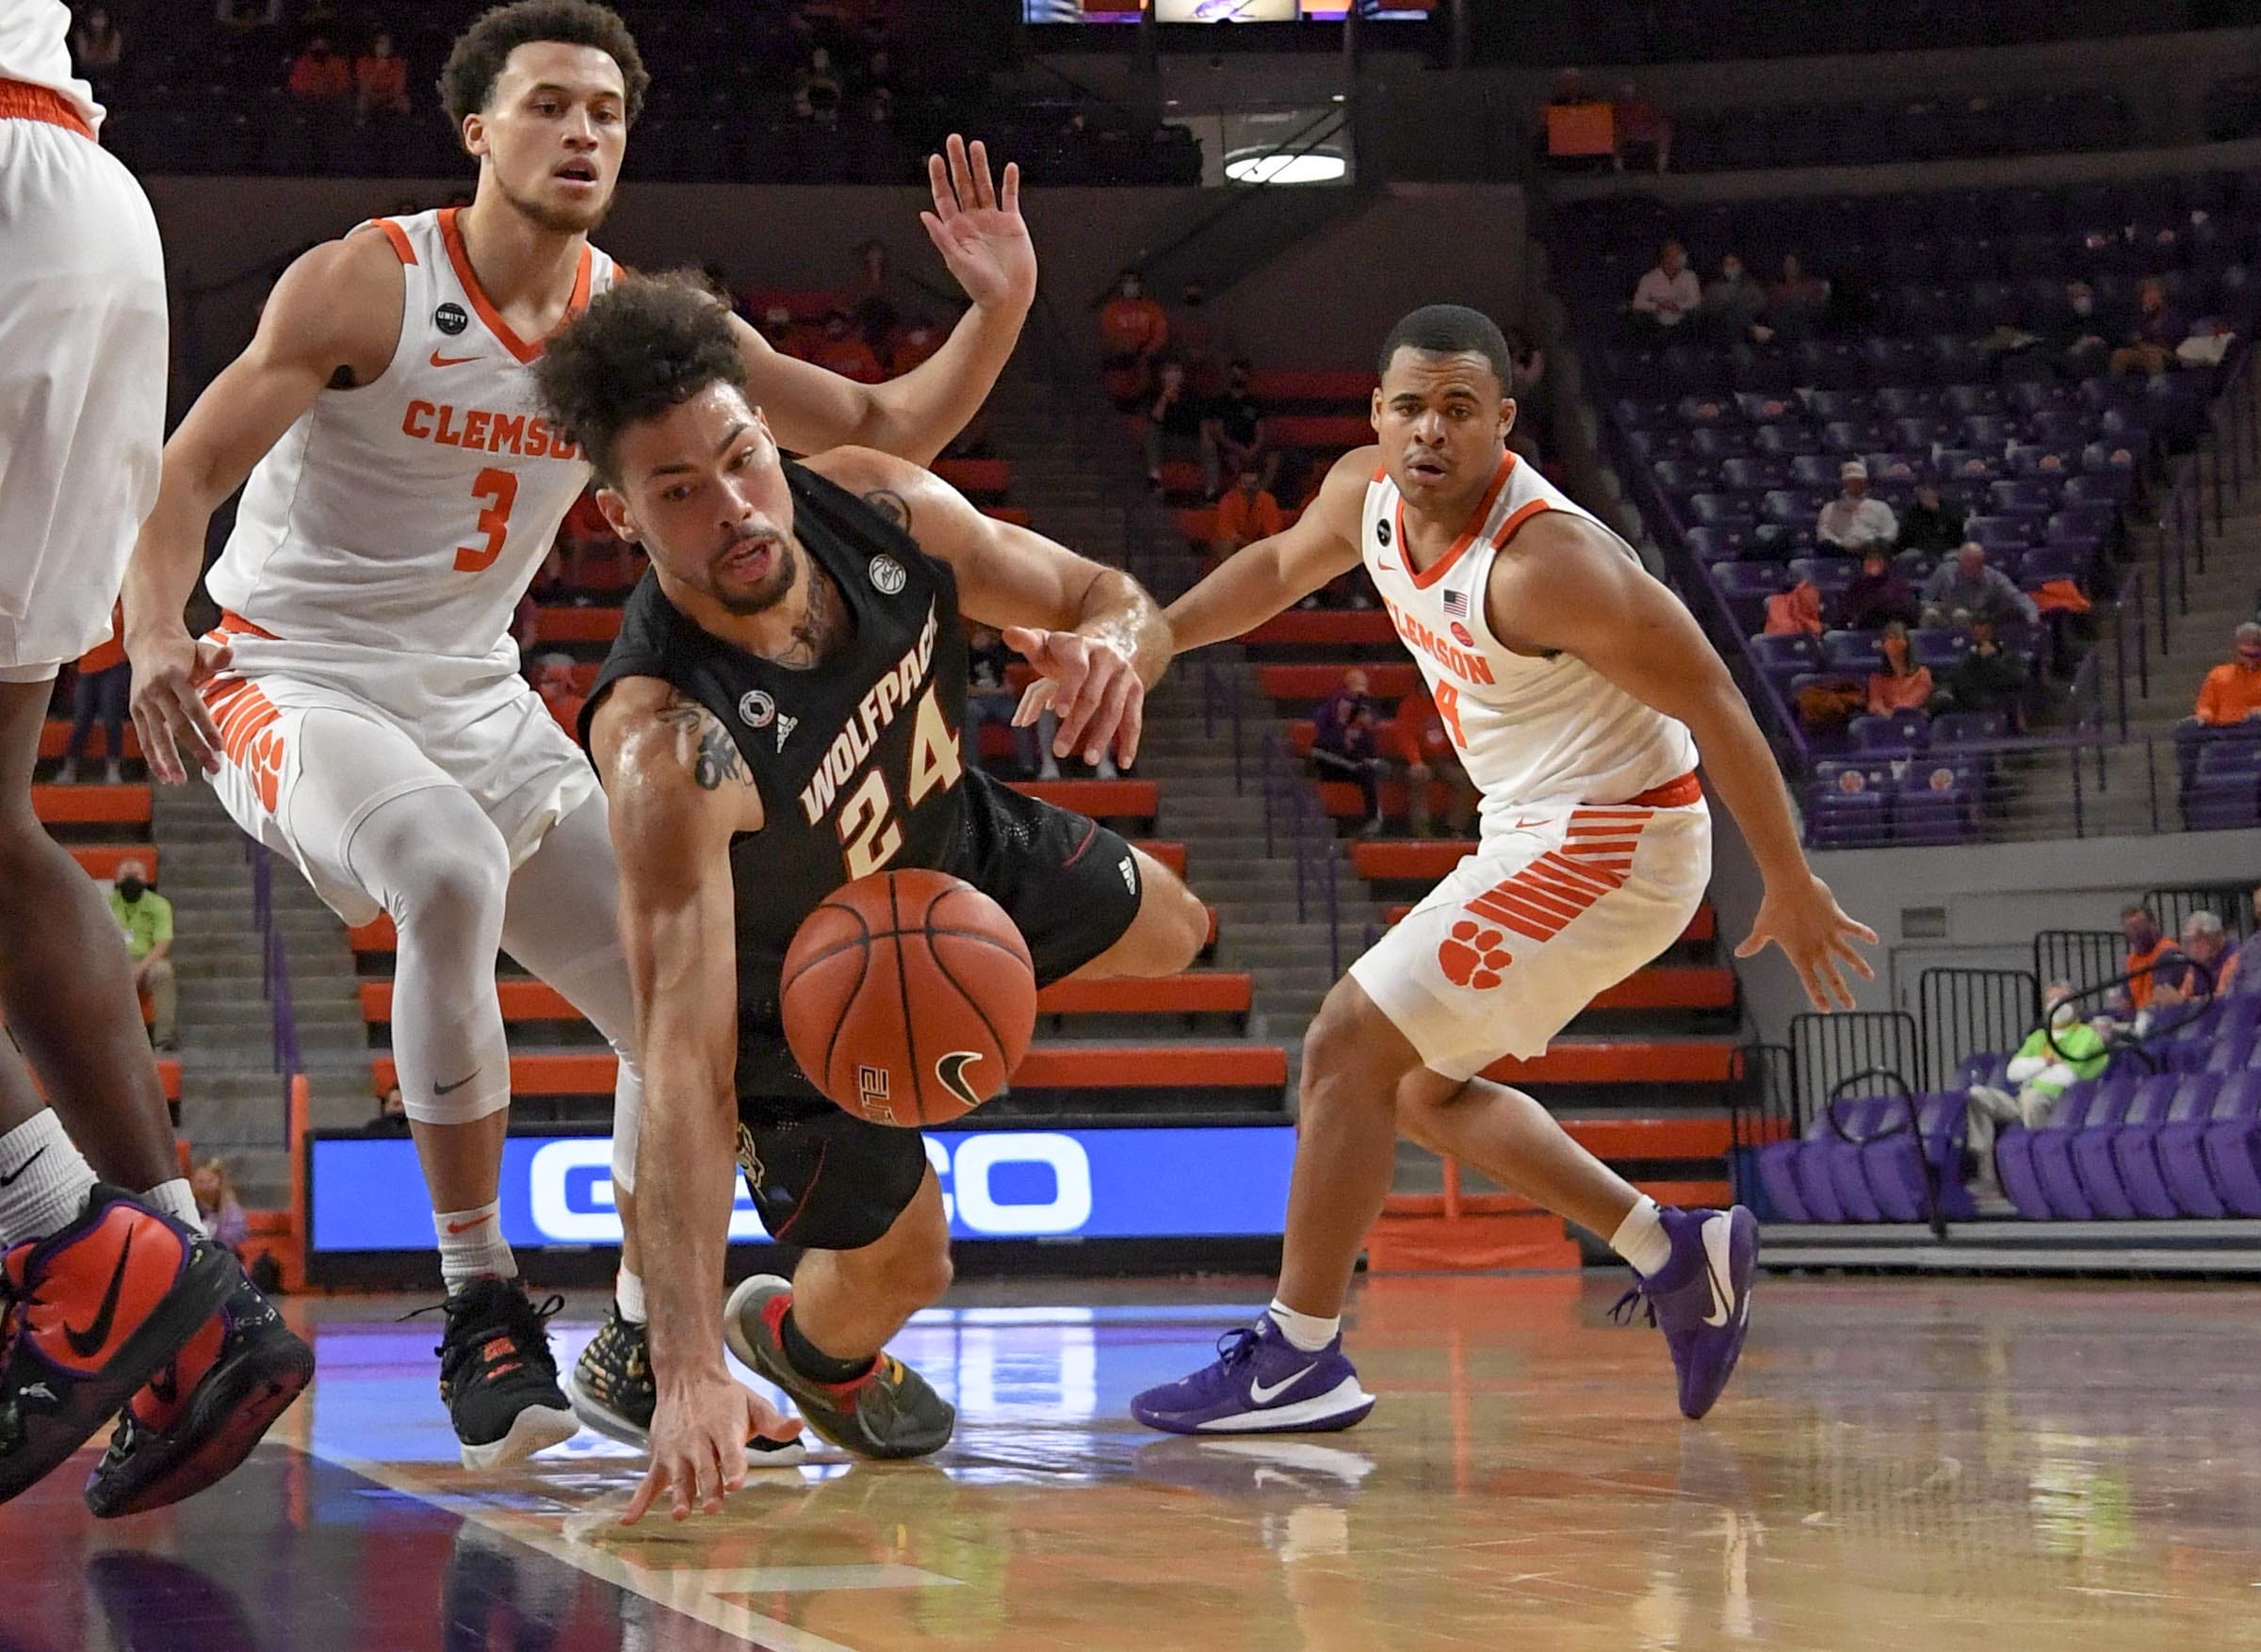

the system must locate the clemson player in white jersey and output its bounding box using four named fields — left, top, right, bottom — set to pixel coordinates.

left=1132, top=305, right=1875, bottom=1436
left=0, top=0, right=315, bottom=1520
left=122, top=0, right=1035, bottom=1467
